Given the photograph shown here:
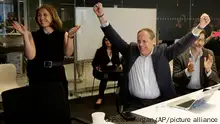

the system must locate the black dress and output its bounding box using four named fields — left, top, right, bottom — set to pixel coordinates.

left=26, top=28, right=68, bottom=96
